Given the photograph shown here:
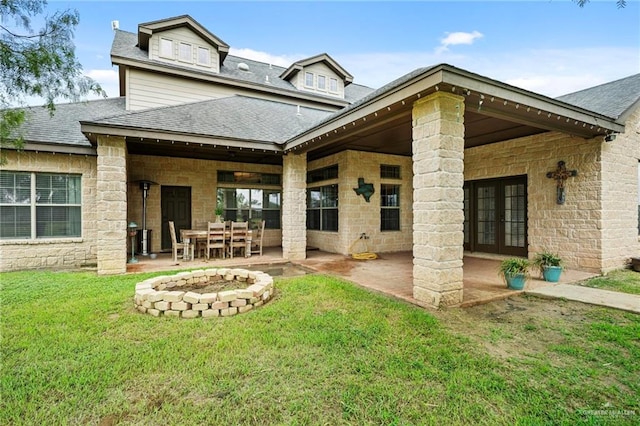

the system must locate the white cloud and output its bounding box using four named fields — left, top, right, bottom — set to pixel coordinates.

left=85, top=68, right=119, bottom=99
left=229, top=47, right=301, bottom=67
left=336, top=46, right=638, bottom=98
left=437, top=31, right=483, bottom=54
